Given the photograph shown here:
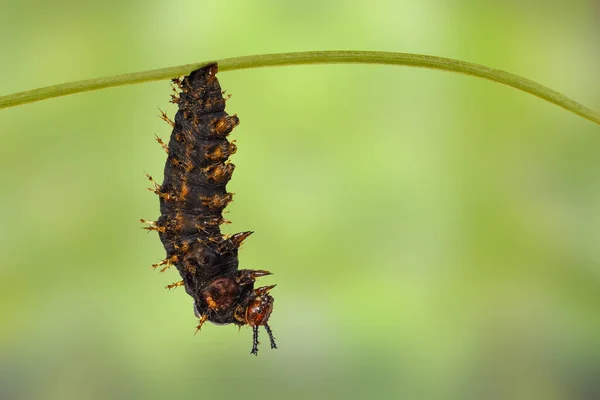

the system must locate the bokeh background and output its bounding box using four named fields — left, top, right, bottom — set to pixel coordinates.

left=1, top=1, right=599, bottom=399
